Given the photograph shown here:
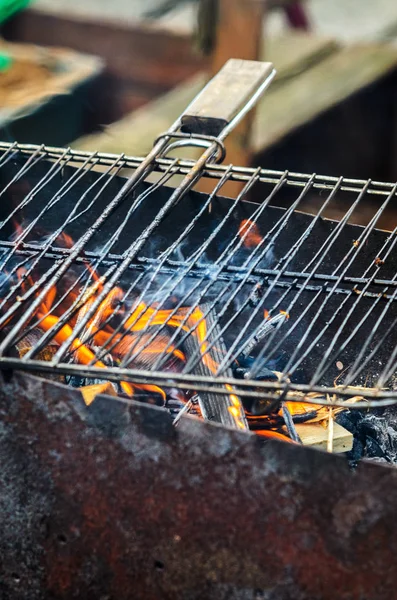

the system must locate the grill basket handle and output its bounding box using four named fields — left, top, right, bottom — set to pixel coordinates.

left=180, top=58, right=275, bottom=139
